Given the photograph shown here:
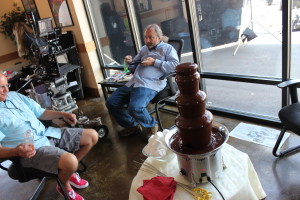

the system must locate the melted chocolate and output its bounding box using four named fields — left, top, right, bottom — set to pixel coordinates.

left=170, top=127, right=226, bottom=154
left=170, top=63, right=225, bottom=154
